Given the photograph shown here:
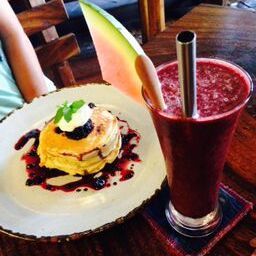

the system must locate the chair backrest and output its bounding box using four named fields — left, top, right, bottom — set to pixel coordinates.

left=138, top=0, right=223, bottom=43
left=14, top=0, right=80, bottom=87
left=139, top=0, right=165, bottom=43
